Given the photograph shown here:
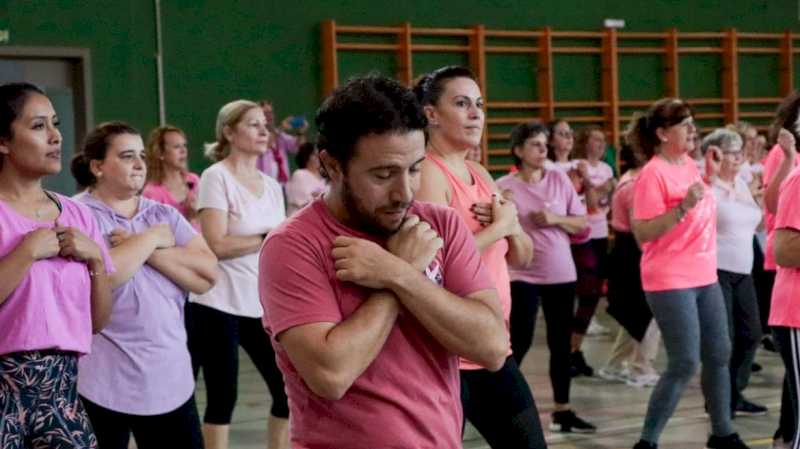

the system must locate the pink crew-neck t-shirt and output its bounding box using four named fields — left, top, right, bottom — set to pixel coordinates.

left=633, top=155, right=718, bottom=292
left=768, top=166, right=800, bottom=328
left=762, top=144, right=800, bottom=271
left=259, top=199, right=494, bottom=449
left=0, top=193, right=114, bottom=356
left=426, top=154, right=512, bottom=370
left=142, top=172, right=200, bottom=223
